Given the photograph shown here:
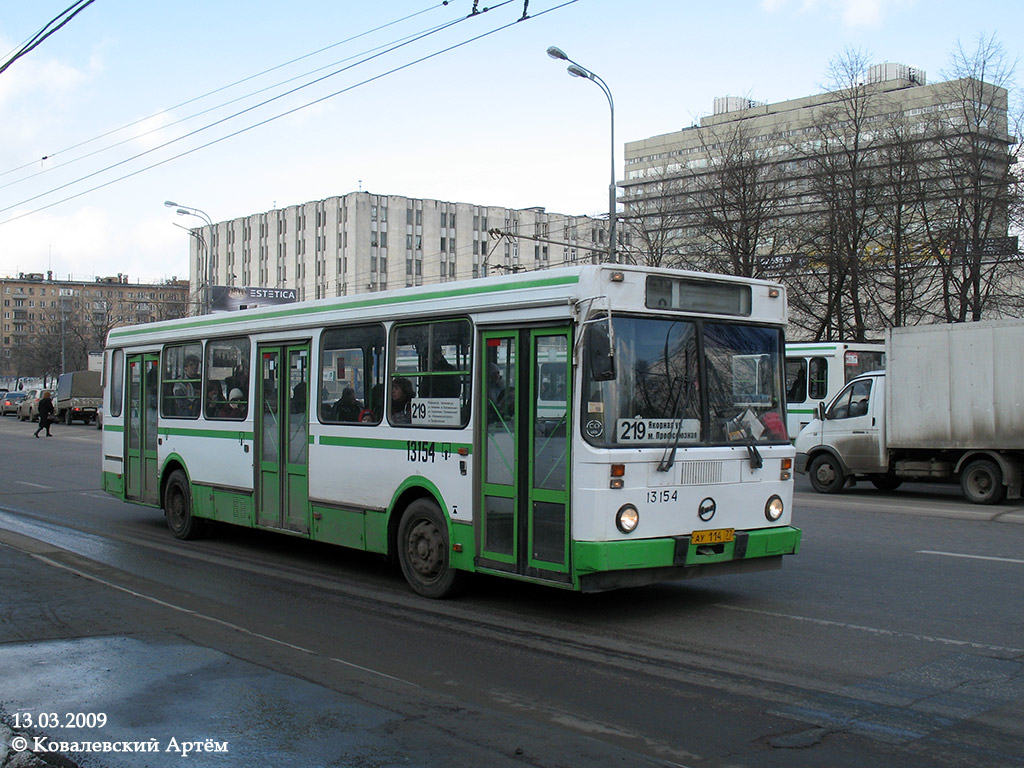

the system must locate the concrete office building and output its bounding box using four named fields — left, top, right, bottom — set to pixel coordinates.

left=185, top=192, right=607, bottom=306
left=620, top=62, right=1014, bottom=257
